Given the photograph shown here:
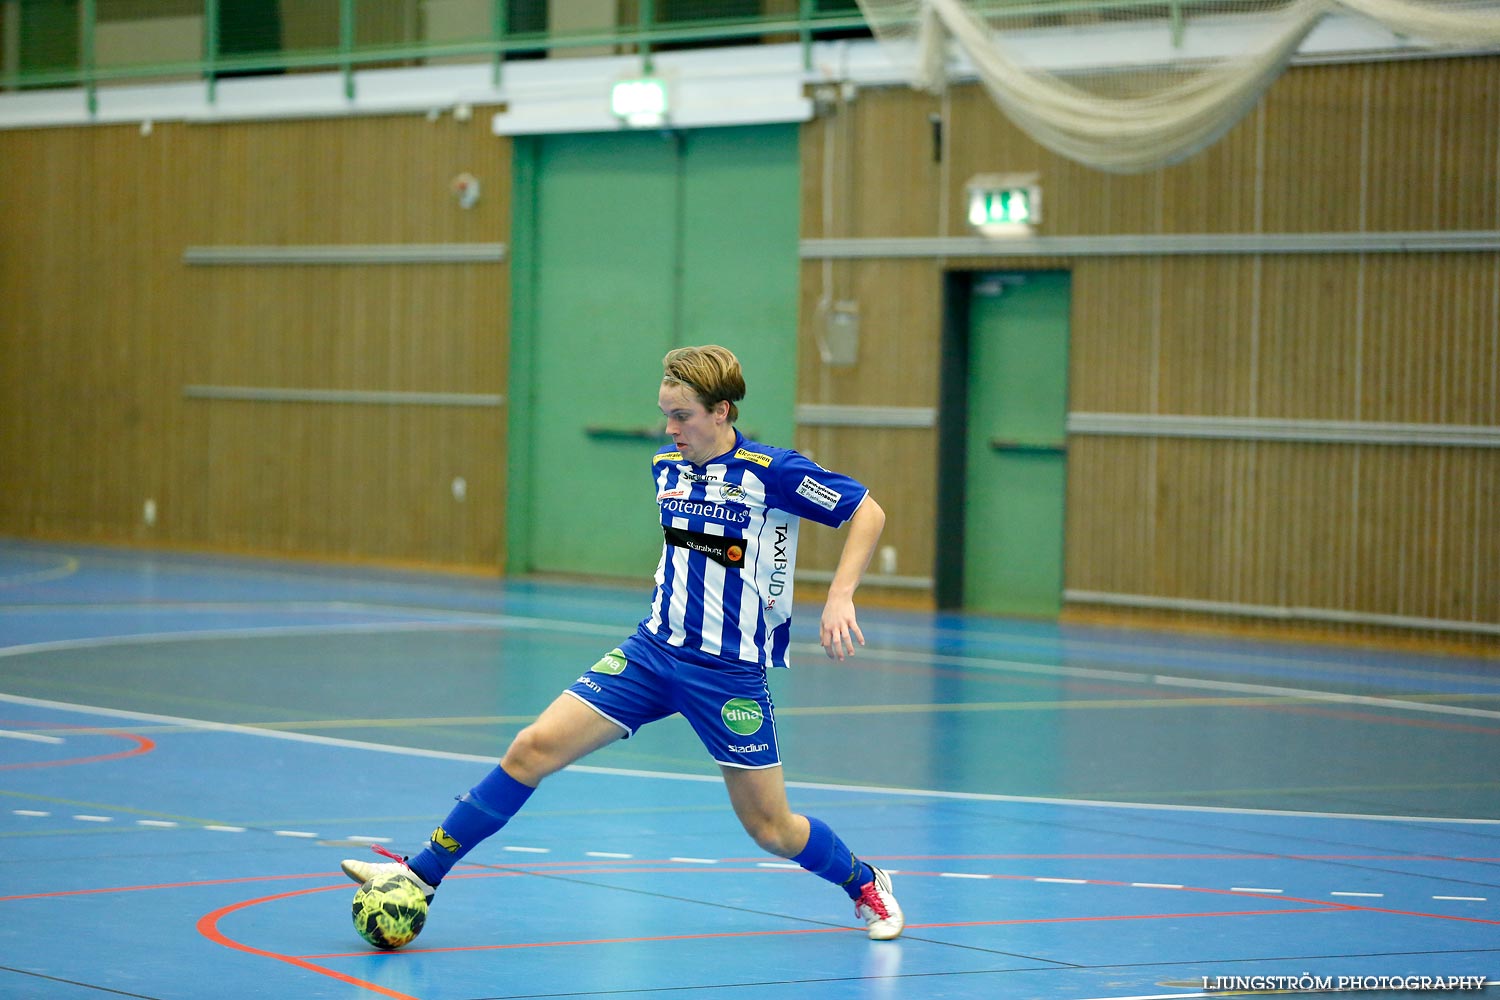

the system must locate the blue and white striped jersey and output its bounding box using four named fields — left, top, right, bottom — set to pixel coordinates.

left=640, top=429, right=868, bottom=669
